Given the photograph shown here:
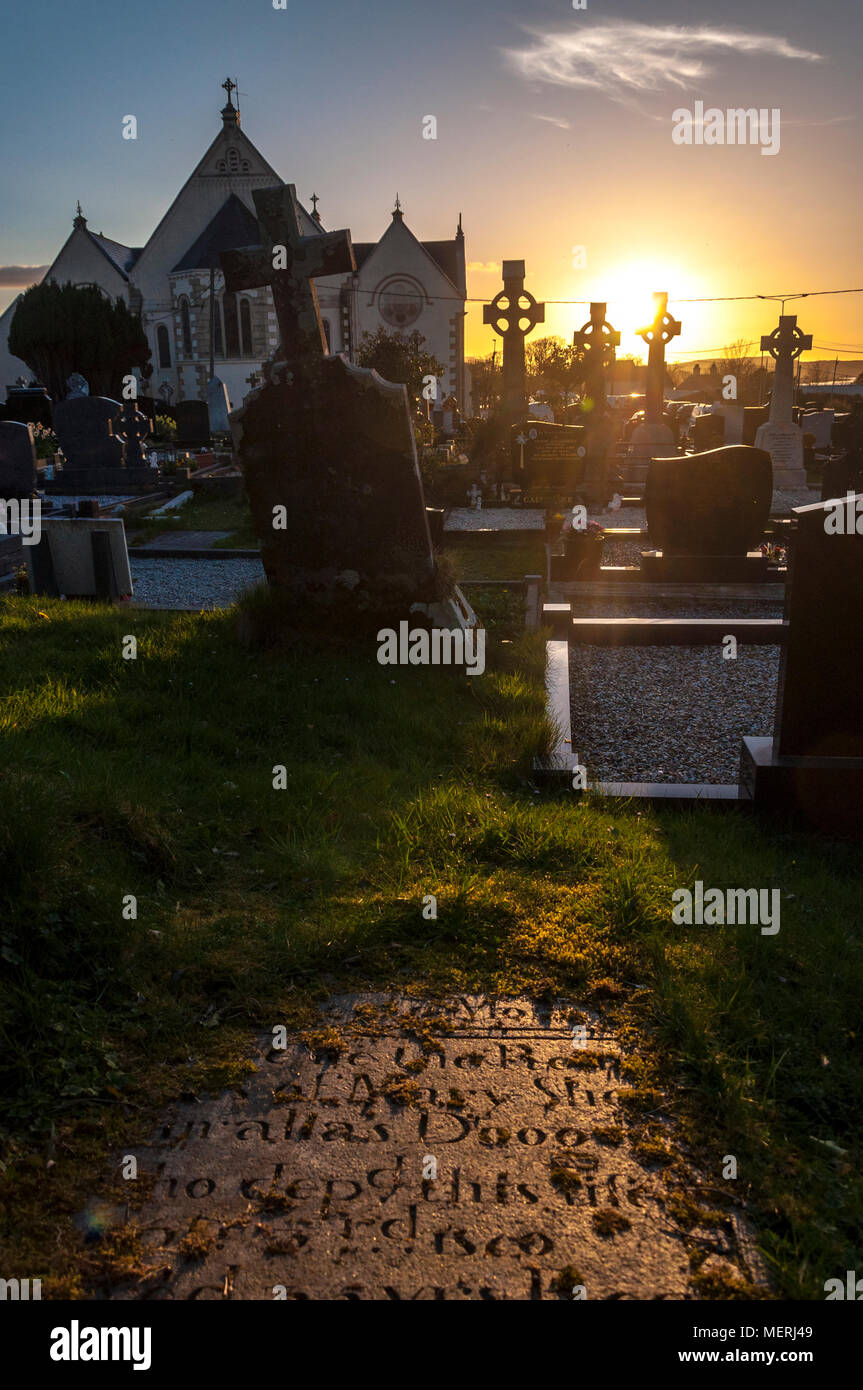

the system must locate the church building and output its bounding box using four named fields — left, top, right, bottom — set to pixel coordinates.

left=0, top=81, right=469, bottom=415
